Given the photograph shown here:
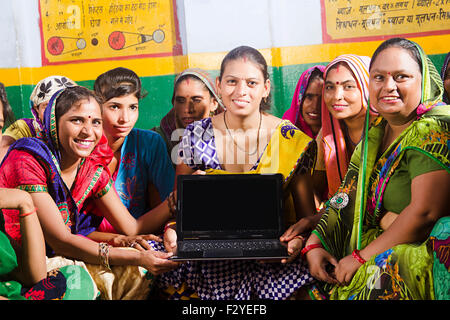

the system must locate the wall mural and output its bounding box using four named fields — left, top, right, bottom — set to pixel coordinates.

left=321, top=0, right=450, bottom=42
left=39, top=0, right=181, bottom=65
